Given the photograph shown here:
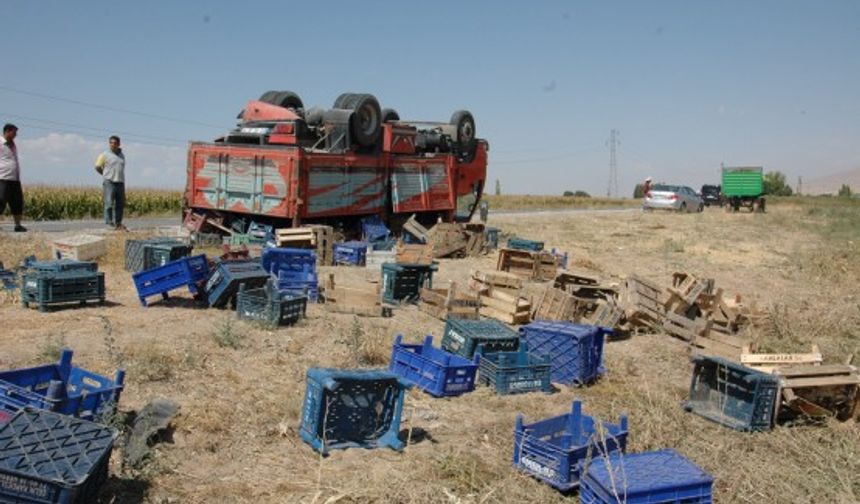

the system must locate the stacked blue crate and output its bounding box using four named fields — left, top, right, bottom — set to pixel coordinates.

left=360, top=215, right=391, bottom=243
left=334, top=241, right=369, bottom=266
left=580, top=449, right=714, bottom=504
left=263, top=248, right=319, bottom=302
left=513, top=400, right=629, bottom=492
left=520, top=321, right=608, bottom=386
left=132, top=254, right=209, bottom=306
left=389, top=335, right=479, bottom=397
left=300, top=368, right=410, bottom=455
left=0, top=409, right=117, bottom=504
left=441, top=318, right=520, bottom=359
left=0, top=349, right=125, bottom=424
